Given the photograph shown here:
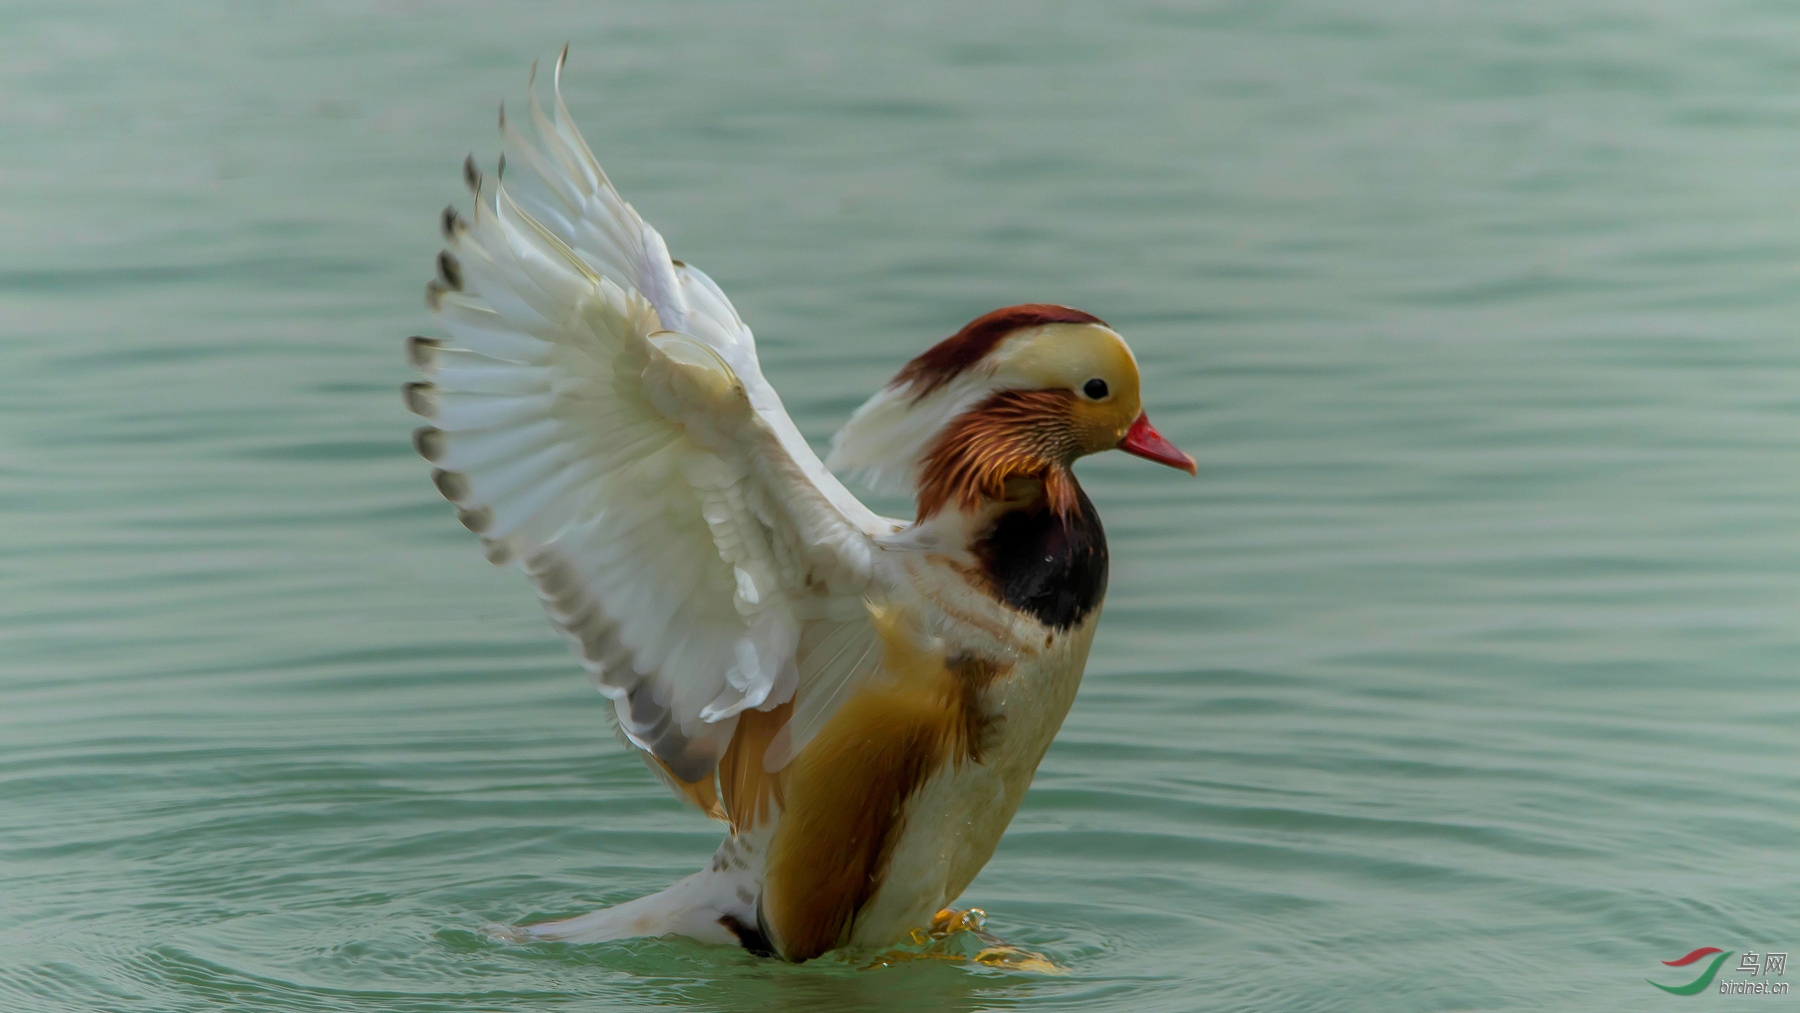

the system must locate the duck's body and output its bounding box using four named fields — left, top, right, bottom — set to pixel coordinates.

left=407, top=53, right=1193, bottom=962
